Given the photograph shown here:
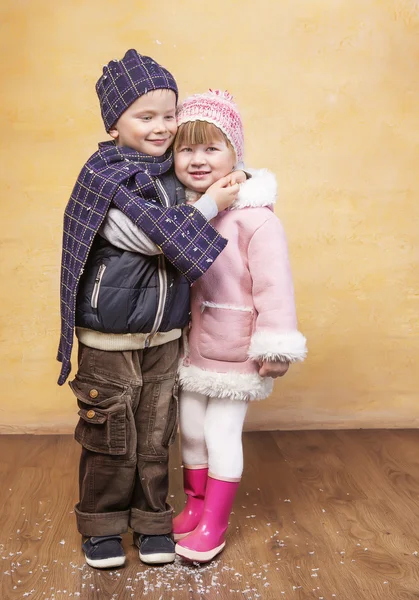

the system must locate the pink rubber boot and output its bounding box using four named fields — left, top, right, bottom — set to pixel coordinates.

left=172, top=467, right=208, bottom=542
left=175, top=476, right=239, bottom=562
